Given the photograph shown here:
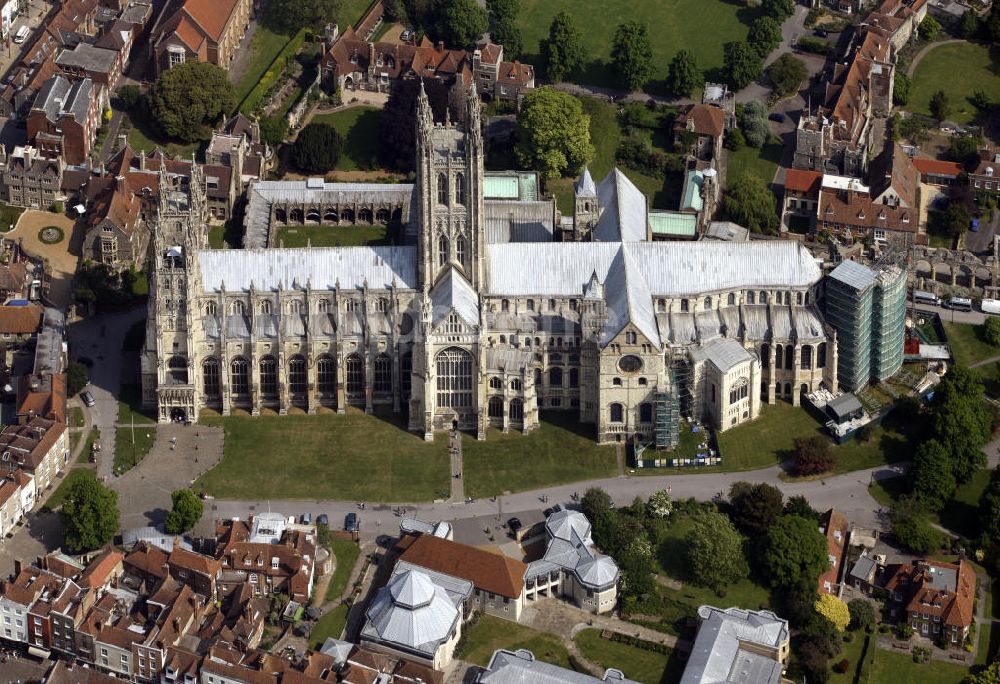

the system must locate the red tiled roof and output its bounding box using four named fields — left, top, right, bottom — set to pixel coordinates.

left=80, top=550, right=124, bottom=589
left=0, top=305, right=42, bottom=334
left=678, top=104, right=725, bottom=138
left=818, top=509, right=849, bottom=595
left=399, top=533, right=527, bottom=599
left=784, top=169, right=823, bottom=194
left=912, top=158, right=963, bottom=178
